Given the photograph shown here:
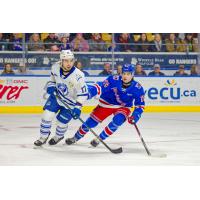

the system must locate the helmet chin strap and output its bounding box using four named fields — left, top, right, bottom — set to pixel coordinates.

left=122, top=78, right=133, bottom=88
